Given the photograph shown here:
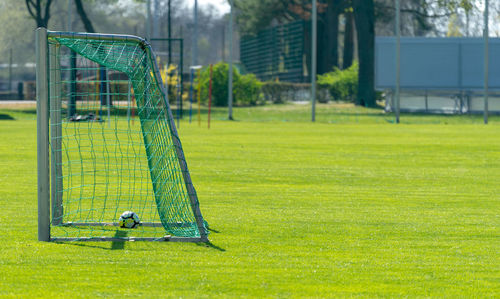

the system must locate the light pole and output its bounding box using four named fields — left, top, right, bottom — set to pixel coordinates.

left=395, top=0, right=400, bottom=124
left=311, top=0, right=317, bottom=122
left=67, top=0, right=72, bottom=31
left=193, top=0, right=198, bottom=66
left=228, top=0, right=234, bottom=120
left=168, top=0, right=172, bottom=65
left=146, top=0, right=151, bottom=41
left=484, top=0, right=489, bottom=125
left=153, top=0, right=160, bottom=39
